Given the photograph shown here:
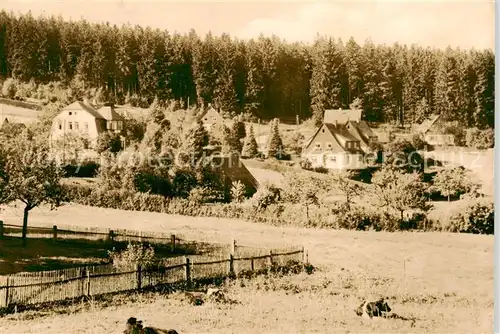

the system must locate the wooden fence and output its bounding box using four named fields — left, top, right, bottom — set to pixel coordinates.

left=0, top=222, right=306, bottom=309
